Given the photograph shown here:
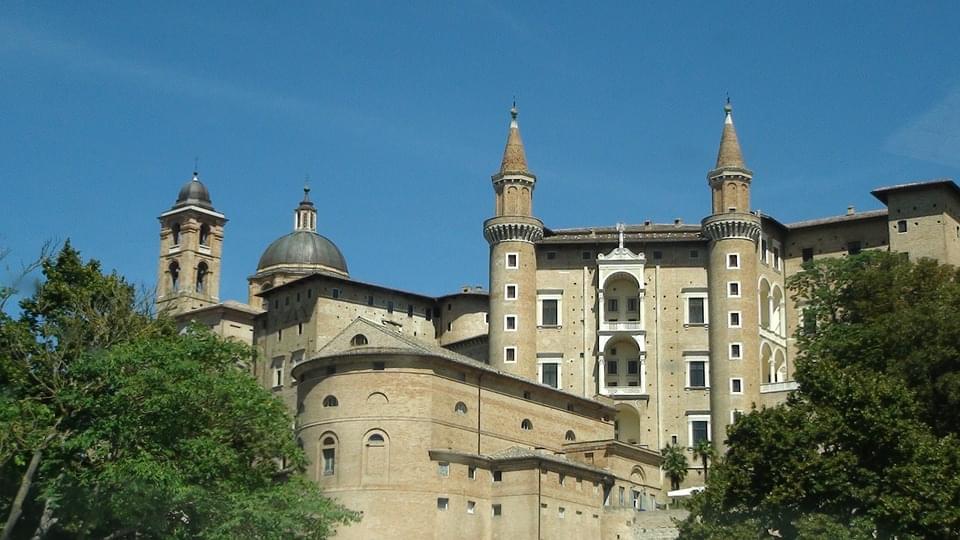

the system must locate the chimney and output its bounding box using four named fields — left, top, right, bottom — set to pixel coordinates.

left=847, top=205, right=855, bottom=216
